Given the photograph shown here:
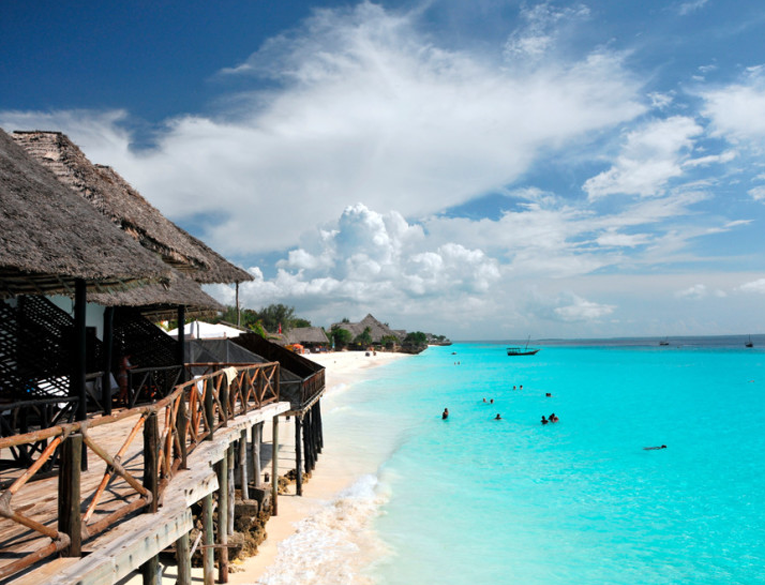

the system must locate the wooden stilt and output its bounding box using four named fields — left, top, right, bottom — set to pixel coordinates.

left=253, top=422, right=262, bottom=487
left=102, top=306, right=114, bottom=416
left=316, top=401, right=324, bottom=453
left=227, top=444, right=235, bottom=536
left=217, top=455, right=229, bottom=583
left=239, top=429, right=249, bottom=500
left=294, top=416, right=303, bottom=496
left=202, top=494, right=214, bottom=585
left=58, top=432, right=82, bottom=557
left=140, top=555, right=160, bottom=585
left=271, top=416, right=279, bottom=516
left=175, top=532, right=192, bottom=585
